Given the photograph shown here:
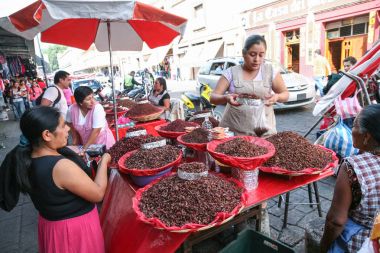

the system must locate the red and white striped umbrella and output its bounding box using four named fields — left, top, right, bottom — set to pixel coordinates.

left=0, top=0, right=187, bottom=51
left=0, top=0, right=187, bottom=140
